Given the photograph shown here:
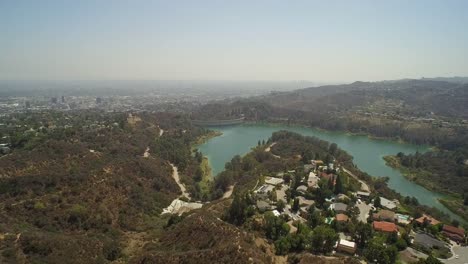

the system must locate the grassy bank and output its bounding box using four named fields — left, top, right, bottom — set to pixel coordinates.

left=247, top=120, right=425, bottom=147
left=193, top=130, right=222, bottom=146
left=198, top=157, right=213, bottom=195
left=384, top=155, right=468, bottom=222
left=439, top=198, right=468, bottom=222
left=383, top=155, right=442, bottom=193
